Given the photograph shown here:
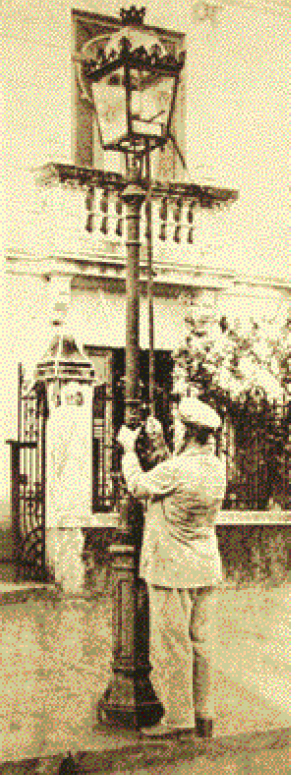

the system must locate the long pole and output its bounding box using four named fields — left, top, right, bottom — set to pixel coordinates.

left=123, top=170, right=144, bottom=430
left=145, top=144, right=155, bottom=415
